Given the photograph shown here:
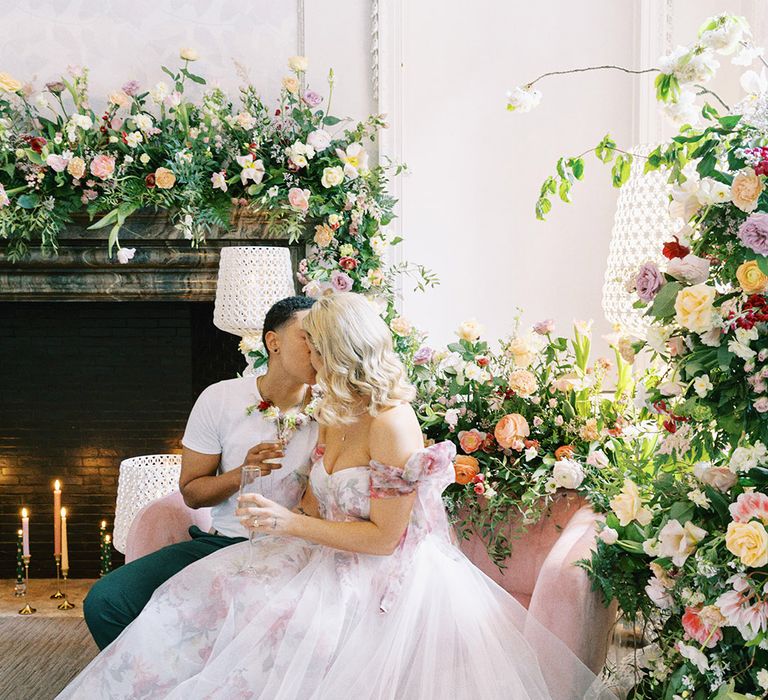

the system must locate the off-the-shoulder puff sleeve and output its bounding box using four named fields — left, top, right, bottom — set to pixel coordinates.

left=369, top=441, right=457, bottom=499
